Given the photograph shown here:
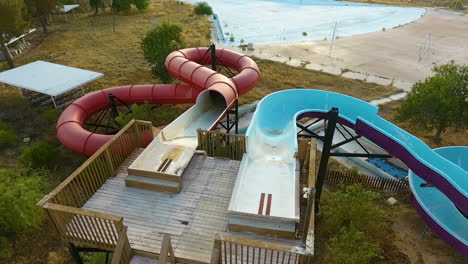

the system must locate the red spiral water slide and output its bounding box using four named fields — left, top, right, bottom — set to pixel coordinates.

left=56, top=48, right=260, bottom=156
